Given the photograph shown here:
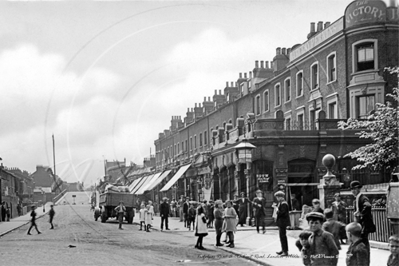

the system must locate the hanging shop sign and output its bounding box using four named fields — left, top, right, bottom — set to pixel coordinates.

left=257, top=174, right=270, bottom=183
